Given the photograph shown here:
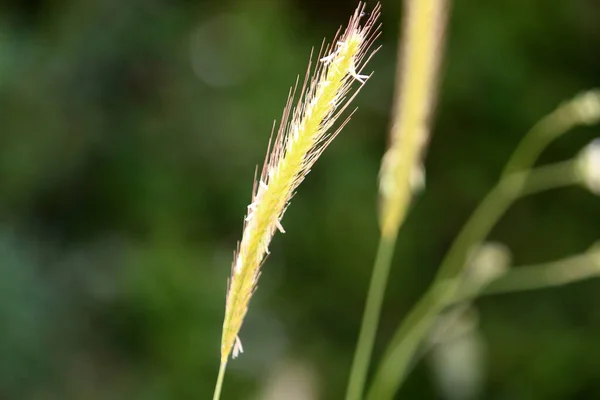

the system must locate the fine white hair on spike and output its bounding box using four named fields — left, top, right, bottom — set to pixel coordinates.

left=320, top=53, right=335, bottom=64
left=245, top=203, right=257, bottom=221
left=349, top=61, right=369, bottom=83
left=276, top=220, right=286, bottom=233
left=232, top=336, right=244, bottom=359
